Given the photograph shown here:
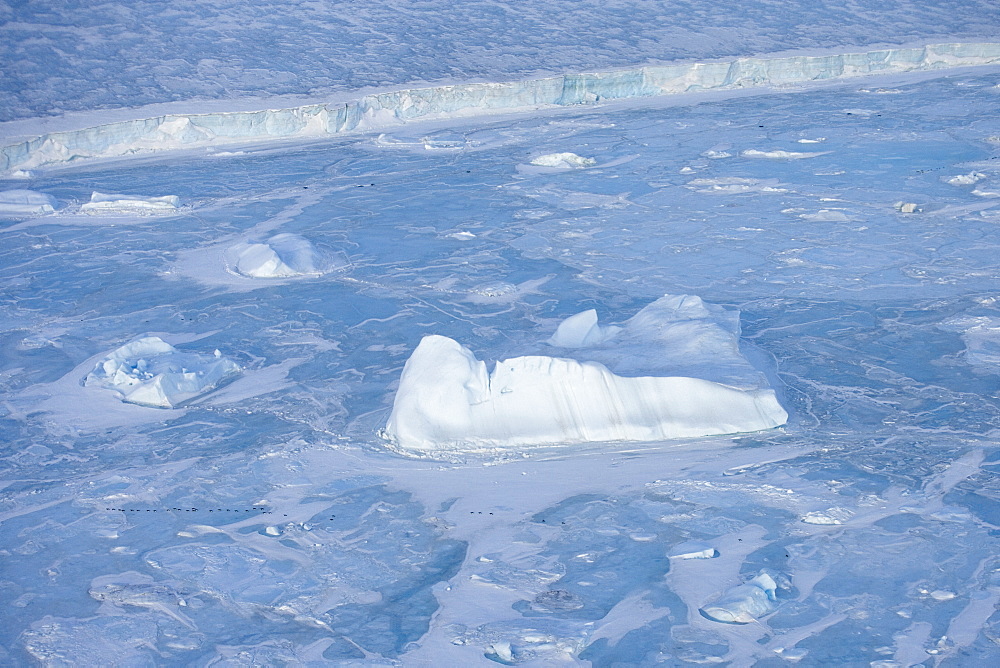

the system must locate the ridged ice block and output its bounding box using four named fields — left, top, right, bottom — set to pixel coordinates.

left=3, top=42, right=1000, bottom=174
